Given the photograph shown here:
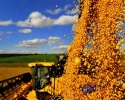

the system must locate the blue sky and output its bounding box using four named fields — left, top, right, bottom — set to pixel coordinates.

left=0, top=0, right=78, bottom=54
